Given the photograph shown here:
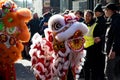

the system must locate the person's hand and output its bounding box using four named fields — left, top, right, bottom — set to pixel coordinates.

left=108, top=51, right=116, bottom=60
left=43, top=22, right=48, bottom=26
left=94, top=37, right=101, bottom=43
